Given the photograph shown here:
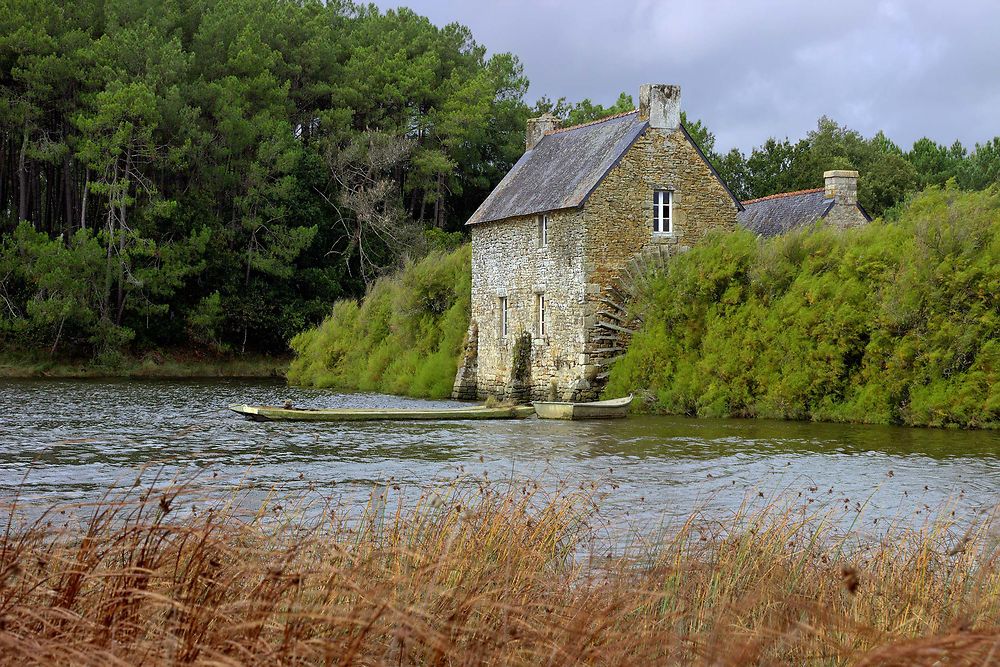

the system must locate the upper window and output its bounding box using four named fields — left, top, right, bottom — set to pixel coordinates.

left=538, top=214, right=549, bottom=248
left=653, top=190, right=673, bottom=235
